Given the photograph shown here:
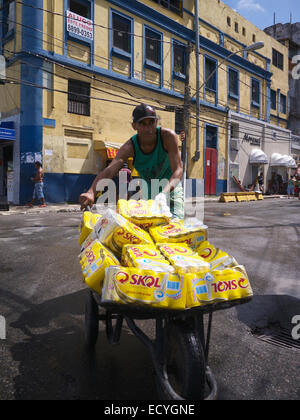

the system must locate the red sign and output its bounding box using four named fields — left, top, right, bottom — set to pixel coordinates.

left=107, top=148, right=118, bottom=159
